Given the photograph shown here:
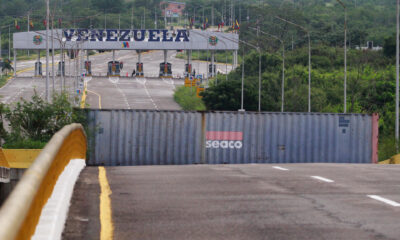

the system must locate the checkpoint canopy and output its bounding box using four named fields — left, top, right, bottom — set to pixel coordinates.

left=13, top=29, right=239, bottom=51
